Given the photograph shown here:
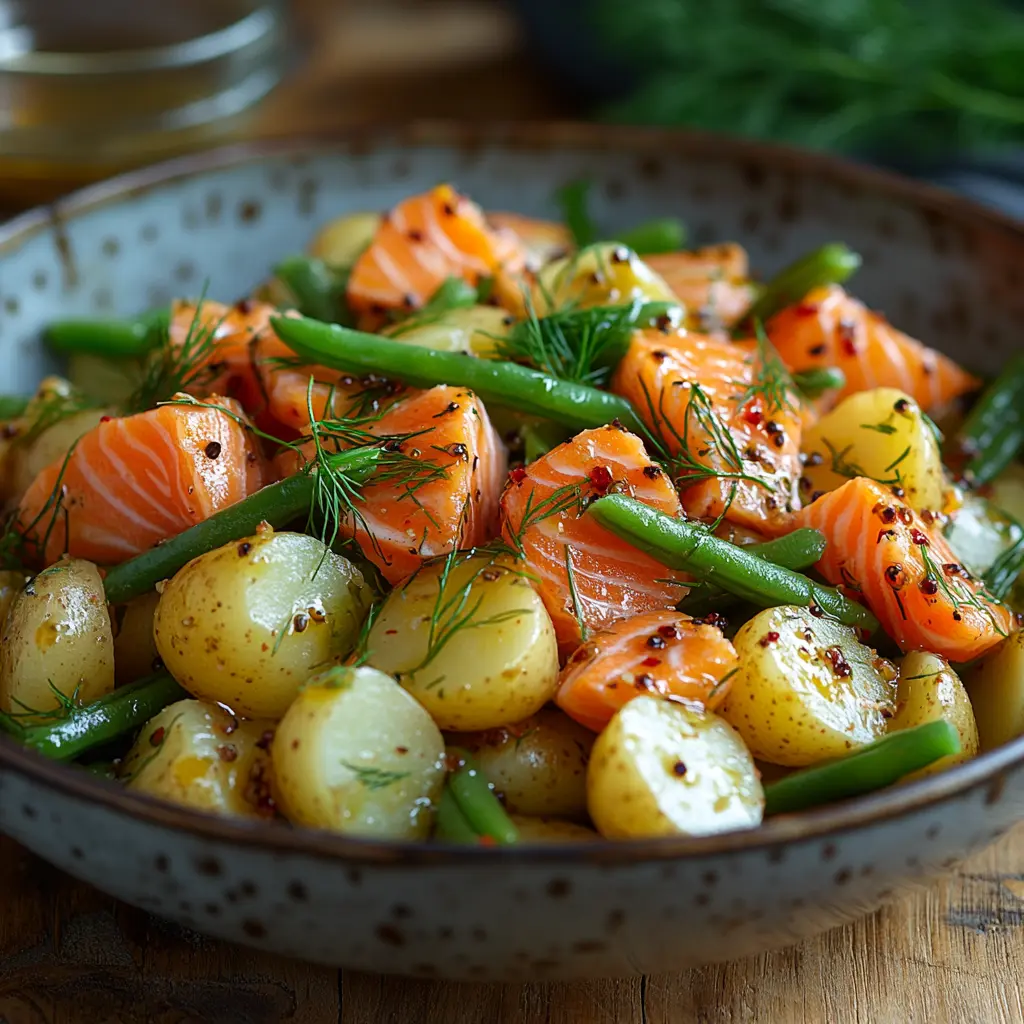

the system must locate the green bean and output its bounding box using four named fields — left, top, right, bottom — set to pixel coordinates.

left=103, top=446, right=383, bottom=605
left=271, top=315, right=649, bottom=435
left=446, top=748, right=519, bottom=845
left=953, top=353, right=1024, bottom=487
left=46, top=308, right=169, bottom=359
left=763, top=721, right=960, bottom=816
left=556, top=179, right=597, bottom=248
left=616, top=218, right=686, bottom=255
left=792, top=366, right=847, bottom=399
left=11, top=673, right=186, bottom=762
left=678, top=528, right=827, bottom=617
left=589, top=495, right=879, bottom=632
left=275, top=255, right=349, bottom=324
left=0, top=395, right=29, bottom=419
left=433, top=785, right=480, bottom=844
left=985, top=533, right=1024, bottom=601
left=743, top=243, right=862, bottom=326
